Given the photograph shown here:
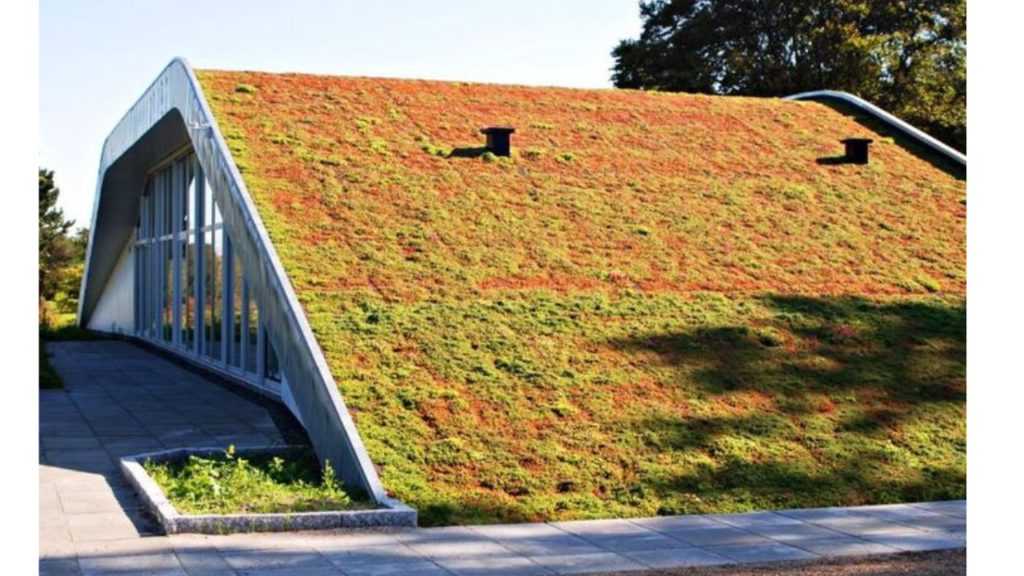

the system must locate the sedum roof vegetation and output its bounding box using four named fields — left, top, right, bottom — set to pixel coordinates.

left=197, top=70, right=966, bottom=526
